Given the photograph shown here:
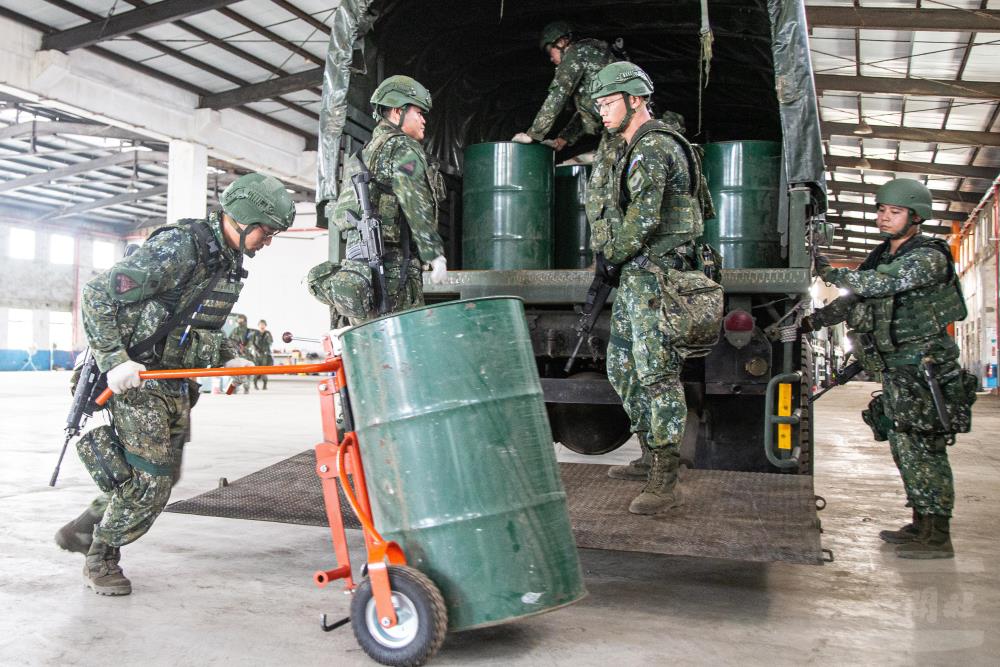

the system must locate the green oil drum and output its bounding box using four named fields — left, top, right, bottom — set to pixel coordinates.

left=462, top=142, right=554, bottom=269
left=701, top=140, right=783, bottom=269
left=340, top=297, right=586, bottom=631
left=554, top=165, right=592, bottom=269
